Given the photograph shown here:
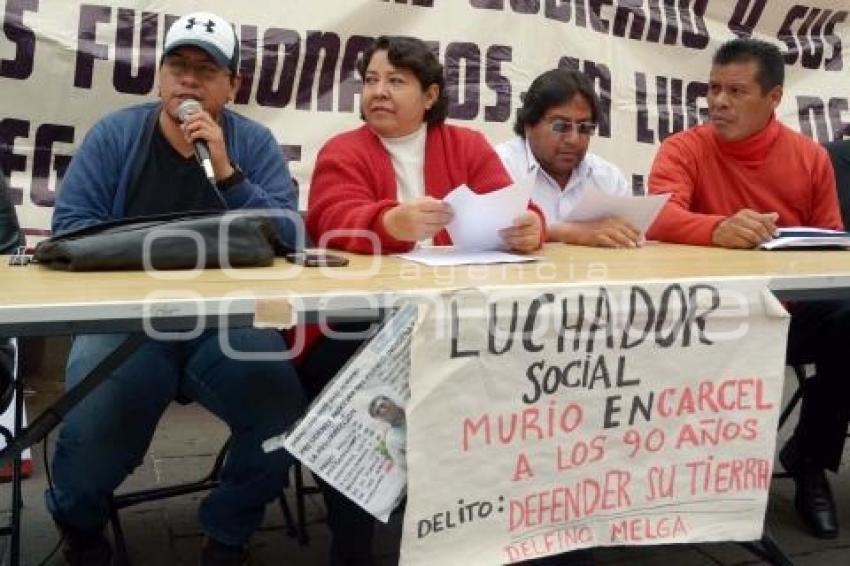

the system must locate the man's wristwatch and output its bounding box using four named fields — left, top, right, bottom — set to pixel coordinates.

left=217, top=164, right=244, bottom=191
